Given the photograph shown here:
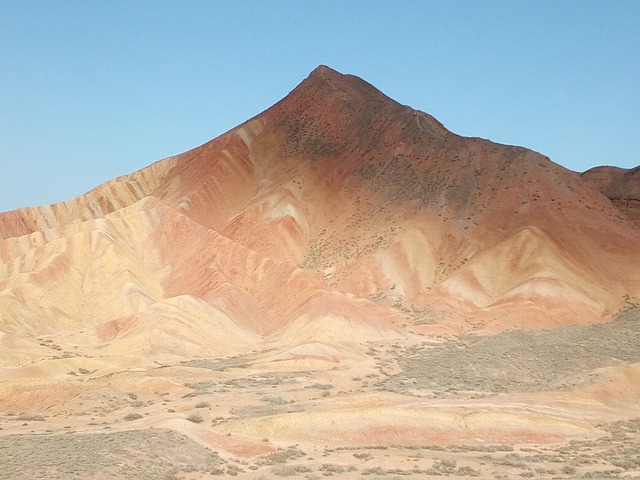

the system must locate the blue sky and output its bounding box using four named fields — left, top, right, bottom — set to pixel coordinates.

left=1, top=1, right=638, bottom=212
